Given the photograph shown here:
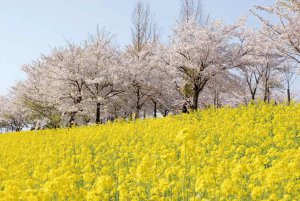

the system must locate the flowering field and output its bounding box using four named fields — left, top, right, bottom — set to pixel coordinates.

left=0, top=103, right=299, bottom=201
